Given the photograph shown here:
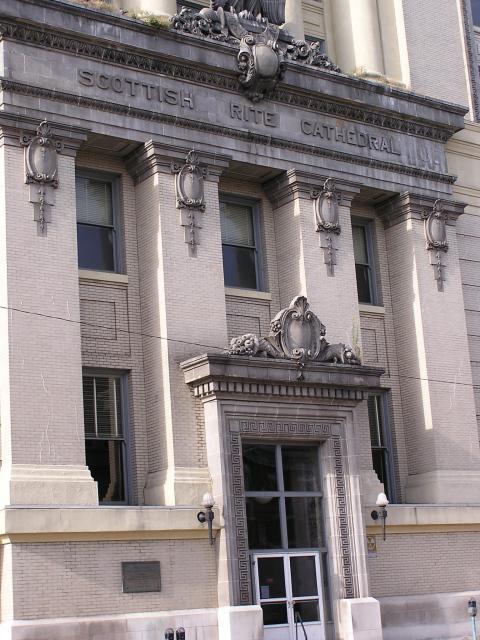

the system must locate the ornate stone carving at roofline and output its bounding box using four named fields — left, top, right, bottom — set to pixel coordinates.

left=170, top=3, right=340, bottom=101
left=228, top=295, right=361, bottom=365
